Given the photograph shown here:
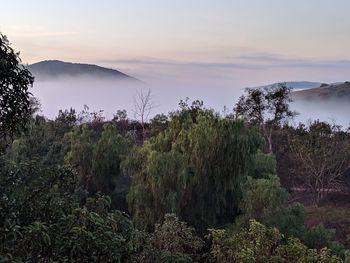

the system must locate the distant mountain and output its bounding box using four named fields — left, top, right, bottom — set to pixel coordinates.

left=293, top=81, right=350, bottom=101
left=28, top=60, right=140, bottom=82
left=251, top=81, right=322, bottom=91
